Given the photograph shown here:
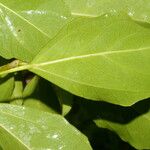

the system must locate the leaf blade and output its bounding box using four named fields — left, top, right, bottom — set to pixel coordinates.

left=0, top=104, right=92, bottom=150
left=29, top=14, right=150, bottom=106
left=0, top=0, right=71, bottom=62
